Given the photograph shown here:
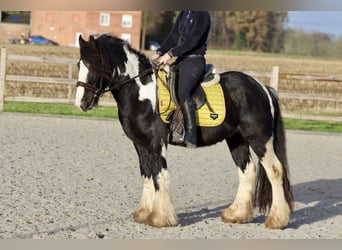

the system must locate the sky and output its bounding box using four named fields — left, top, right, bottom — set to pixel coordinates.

left=286, top=11, right=342, bottom=37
